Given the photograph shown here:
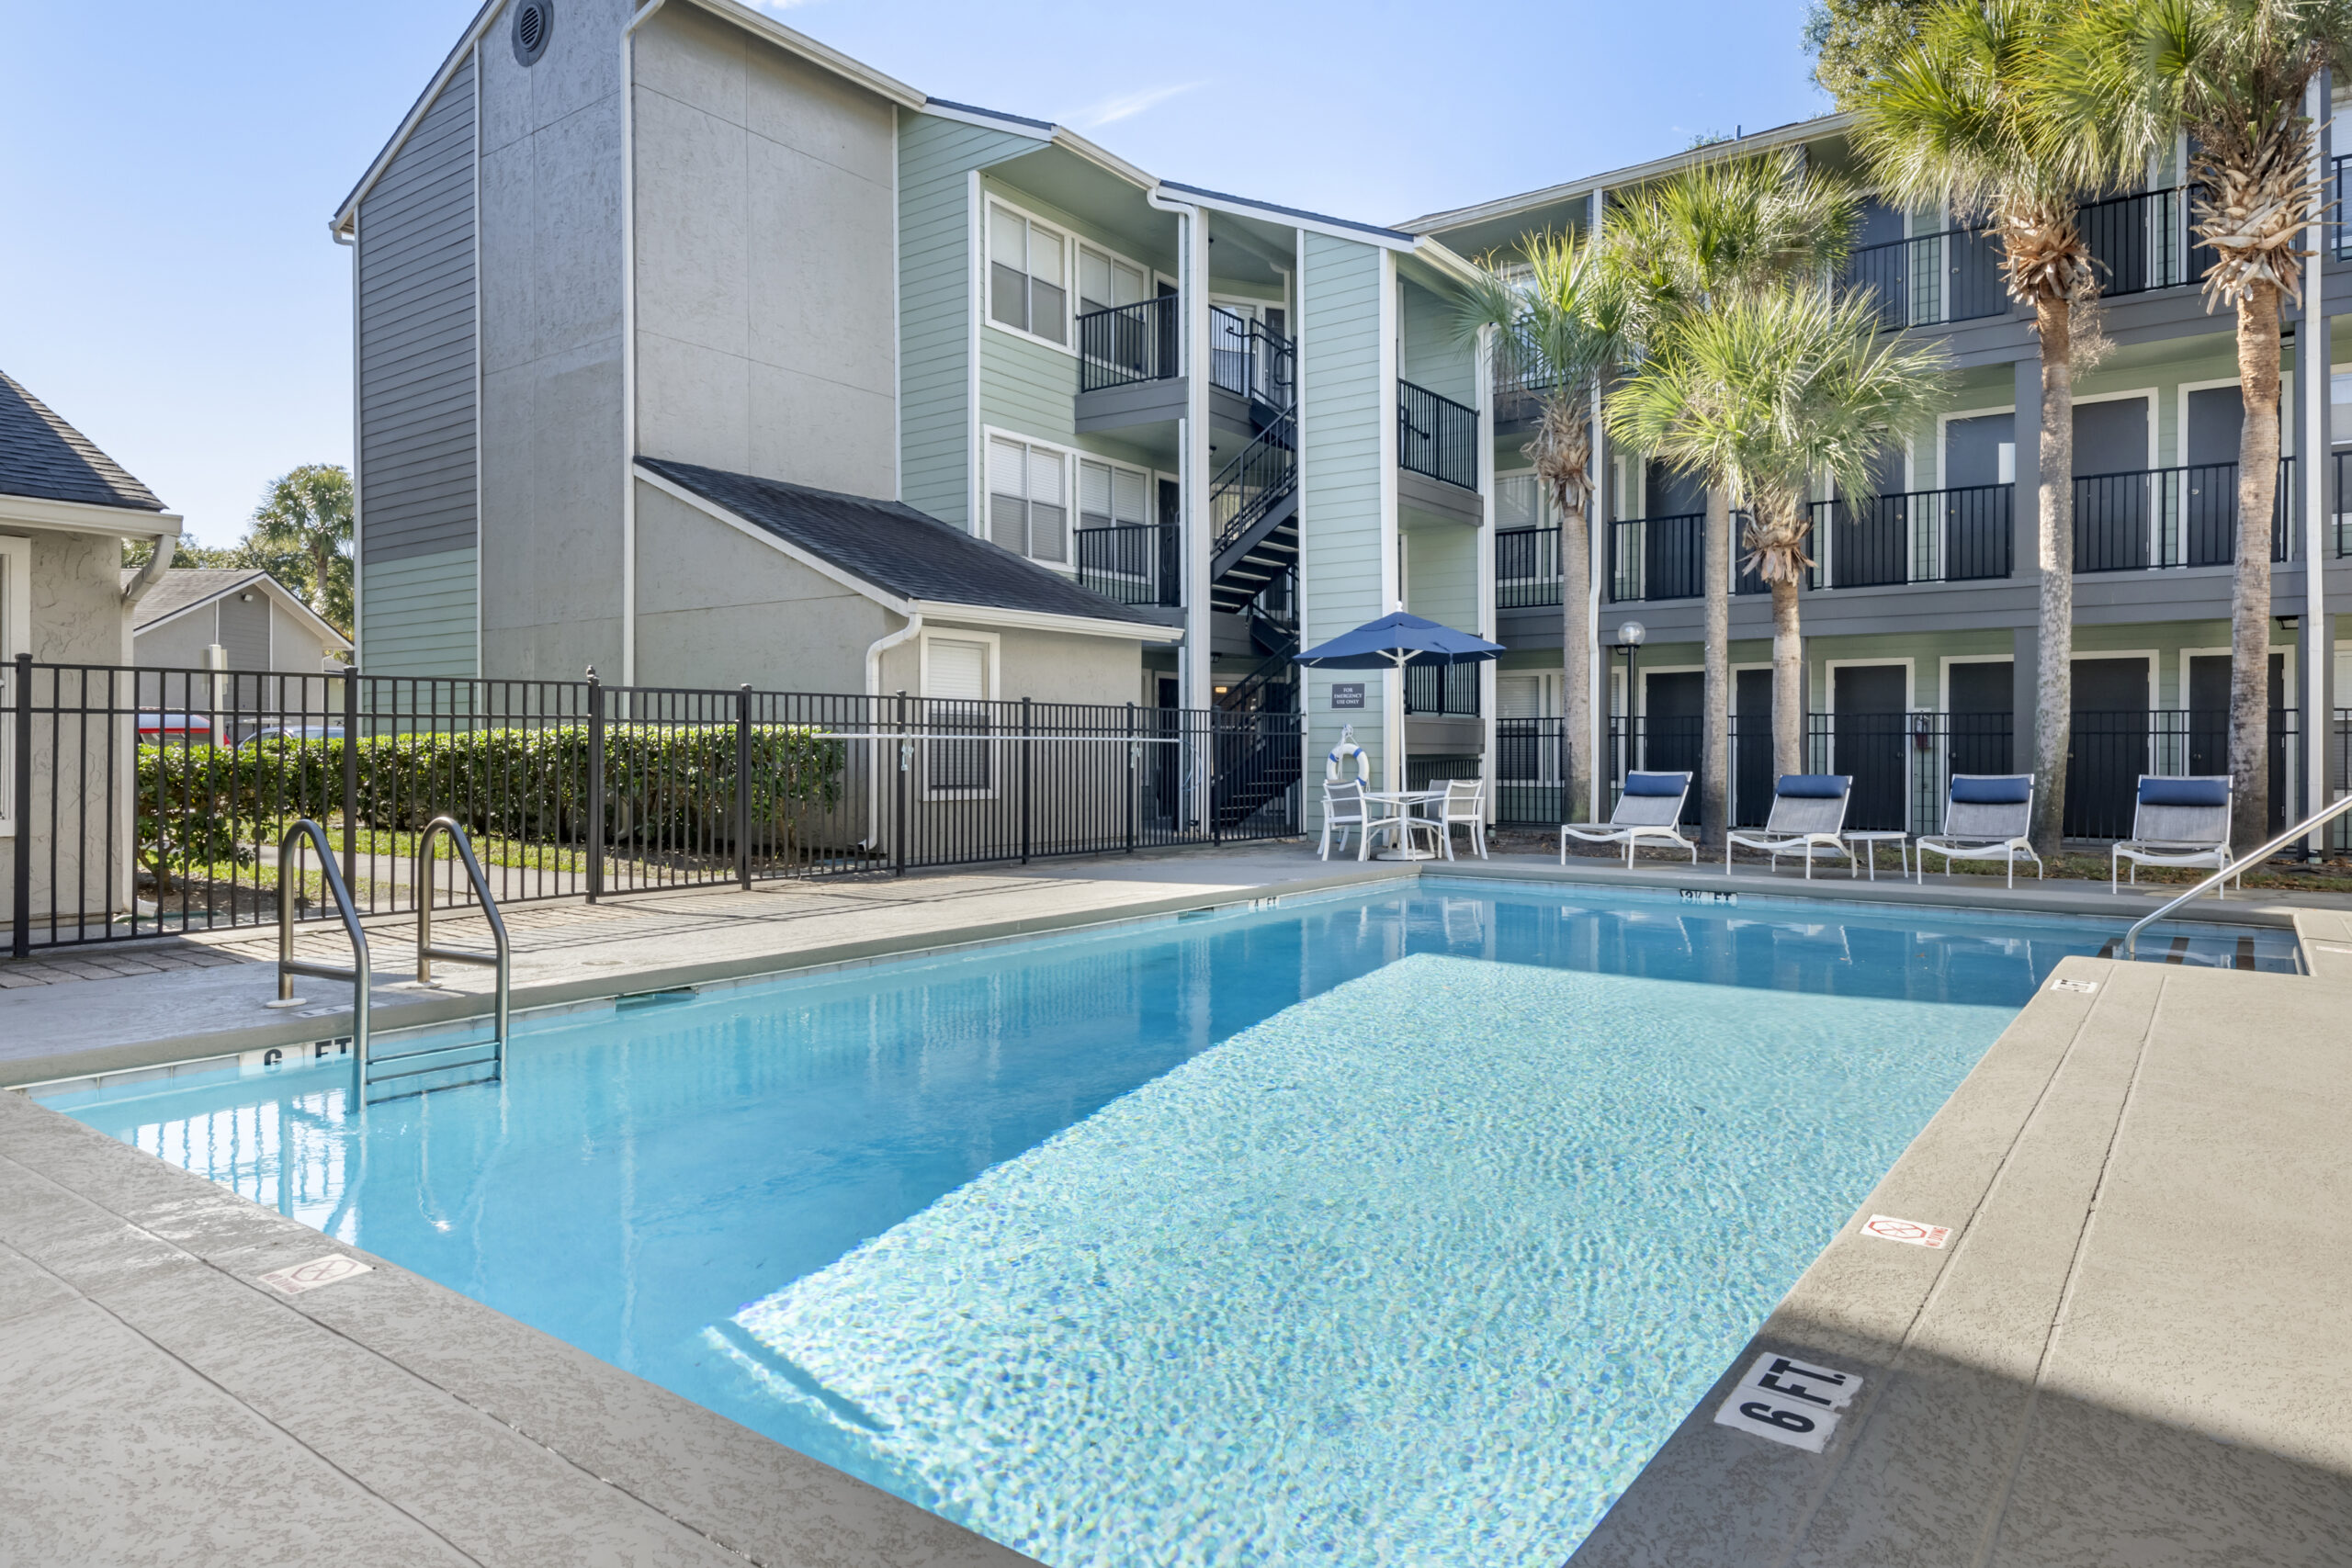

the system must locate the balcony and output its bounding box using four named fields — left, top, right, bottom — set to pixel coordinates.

left=1074, top=298, right=1295, bottom=436
left=1497, top=525, right=1561, bottom=608
left=1076, top=521, right=1182, bottom=607
left=1404, top=660, right=1480, bottom=716
left=1397, top=379, right=1479, bottom=492
left=1078, top=296, right=1180, bottom=393
left=1606, top=513, right=1707, bottom=603
left=1209, top=307, right=1294, bottom=412
left=1806, top=484, right=2013, bottom=587
left=2073, top=459, right=2294, bottom=572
